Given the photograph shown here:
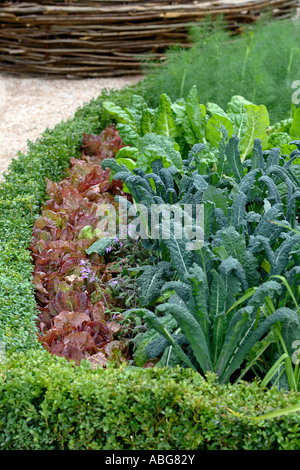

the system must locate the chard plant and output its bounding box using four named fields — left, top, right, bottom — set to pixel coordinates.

left=103, top=87, right=300, bottom=174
